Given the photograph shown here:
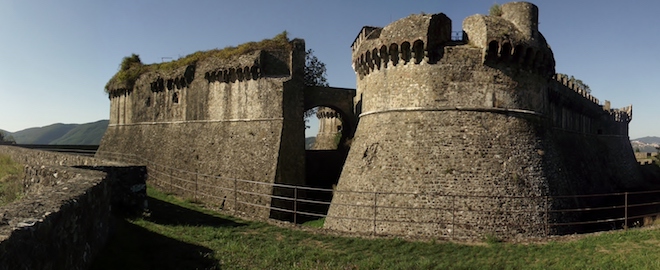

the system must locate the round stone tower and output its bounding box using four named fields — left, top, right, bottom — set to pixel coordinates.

left=501, top=2, right=538, bottom=38
left=312, top=107, right=343, bottom=150
left=325, top=2, right=557, bottom=239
